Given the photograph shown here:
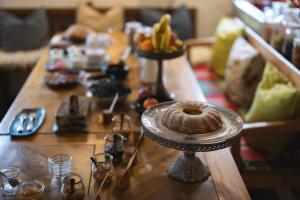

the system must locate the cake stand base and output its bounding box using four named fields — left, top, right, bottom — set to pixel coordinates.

left=167, top=152, right=210, bottom=183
